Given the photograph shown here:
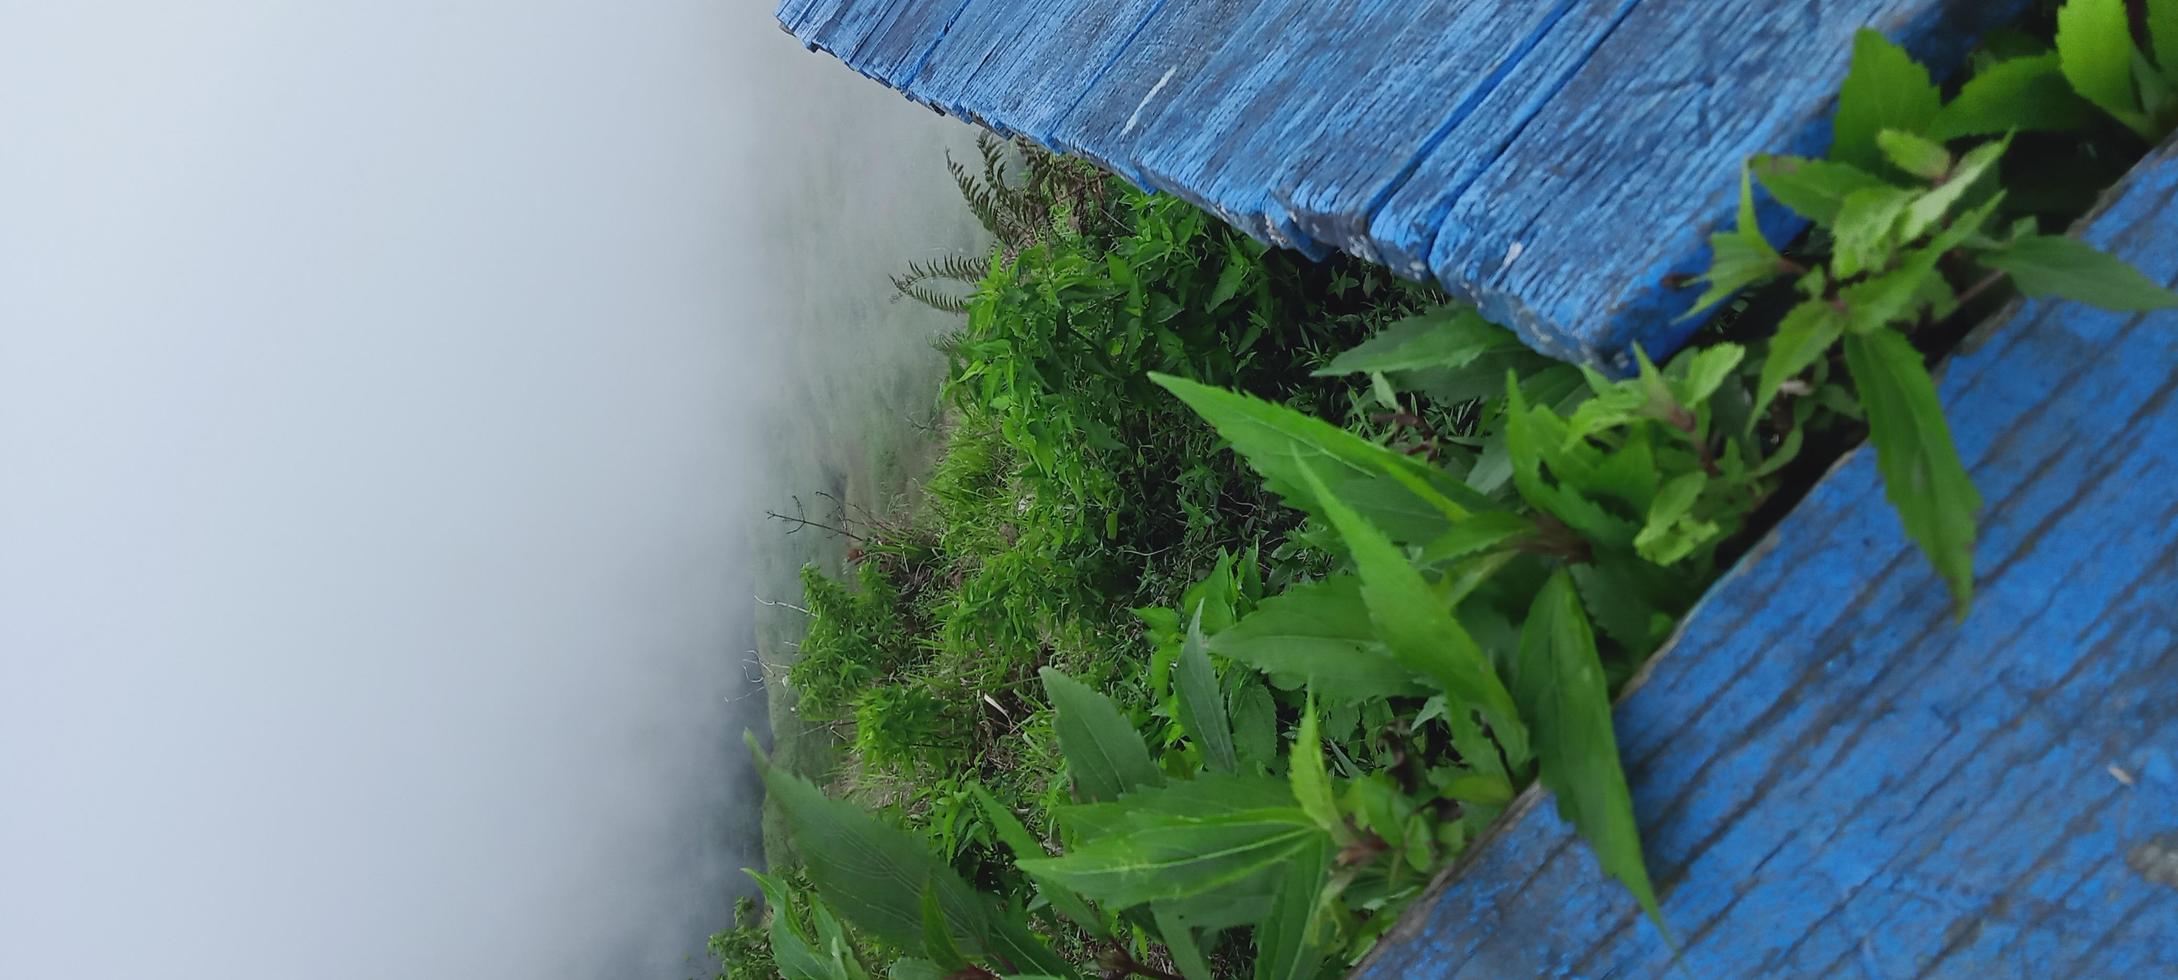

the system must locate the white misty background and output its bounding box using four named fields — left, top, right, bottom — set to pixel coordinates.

left=0, top=2, right=982, bottom=978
